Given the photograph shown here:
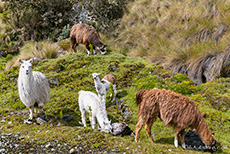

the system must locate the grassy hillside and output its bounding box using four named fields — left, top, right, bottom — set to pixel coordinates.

left=114, top=0, right=230, bottom=83
left=0, top=51, right=229, bottom=153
